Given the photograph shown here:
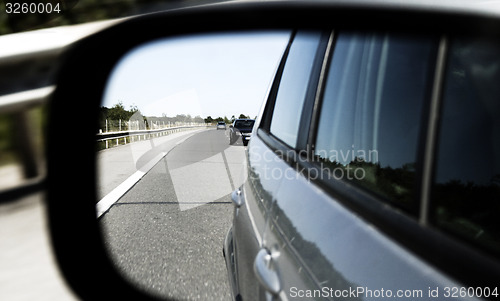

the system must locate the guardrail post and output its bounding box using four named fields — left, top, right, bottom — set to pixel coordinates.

left=13, top=111, right=38, bottom=179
